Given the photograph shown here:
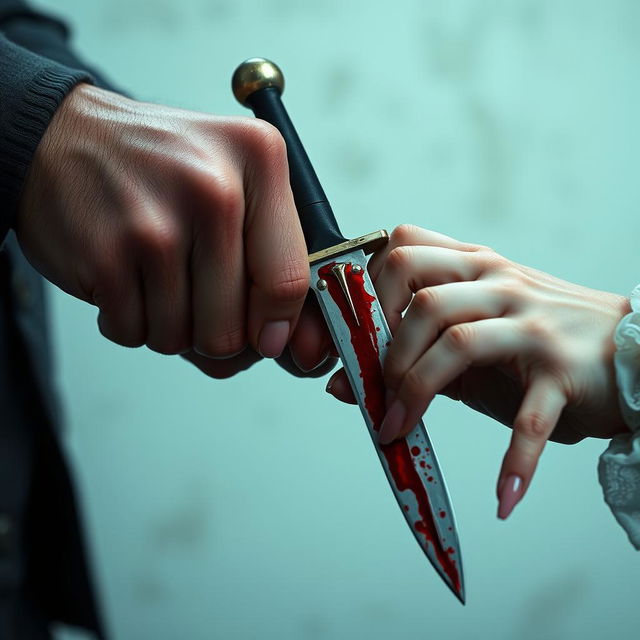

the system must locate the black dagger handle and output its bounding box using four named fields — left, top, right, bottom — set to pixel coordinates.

left=232, top=58, right=347, bottom=255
